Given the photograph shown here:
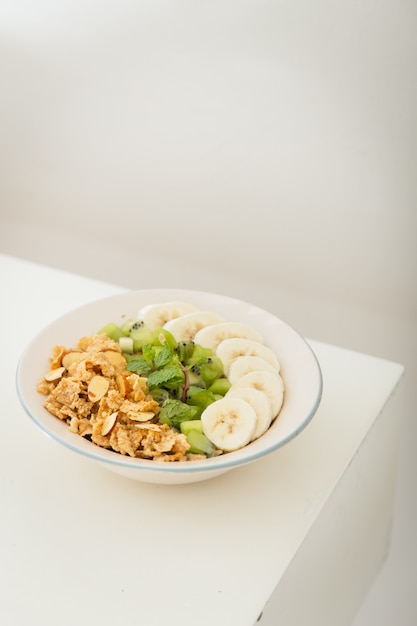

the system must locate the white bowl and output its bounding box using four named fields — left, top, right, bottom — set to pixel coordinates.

left=16, top=289, right=322, bottom=485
